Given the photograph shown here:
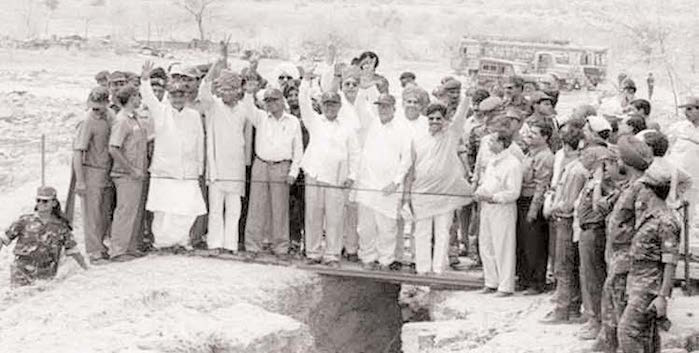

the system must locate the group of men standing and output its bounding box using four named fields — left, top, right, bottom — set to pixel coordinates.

left=70, top=46, right=694, bottom=352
